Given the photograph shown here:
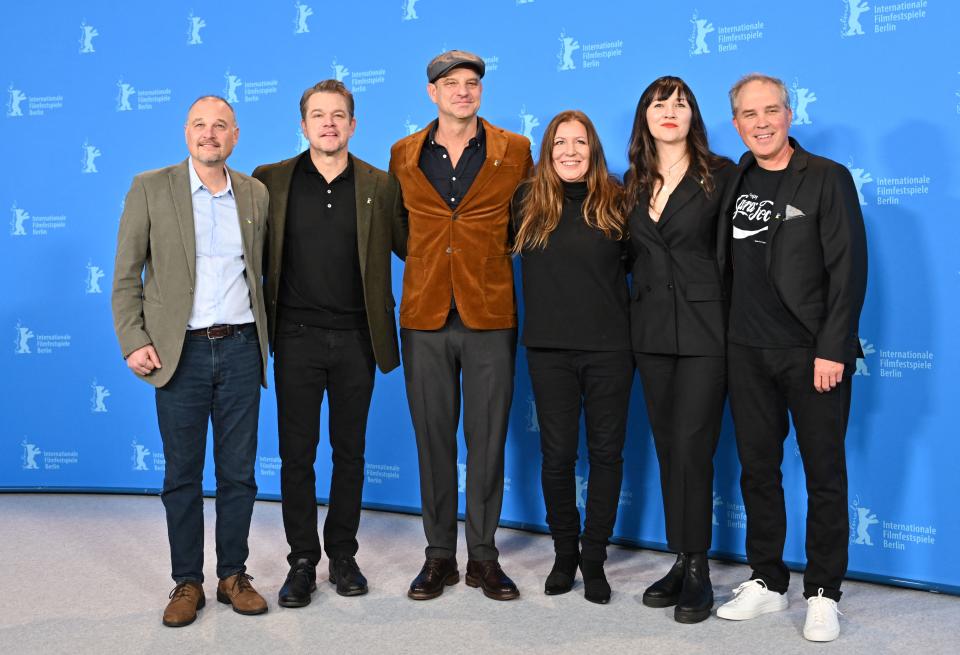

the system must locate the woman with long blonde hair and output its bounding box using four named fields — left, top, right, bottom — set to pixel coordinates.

left=512, top=110, right=631, bottom=604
